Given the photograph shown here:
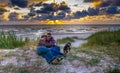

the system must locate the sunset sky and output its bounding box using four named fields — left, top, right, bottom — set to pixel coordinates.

left=0, top=0, right=120, bottom=24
